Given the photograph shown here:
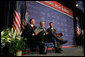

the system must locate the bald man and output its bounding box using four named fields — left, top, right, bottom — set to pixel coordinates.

left=34, top=21, right=47, bottom=54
